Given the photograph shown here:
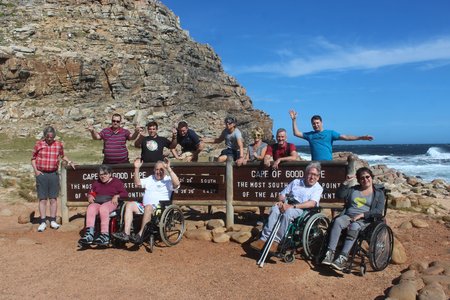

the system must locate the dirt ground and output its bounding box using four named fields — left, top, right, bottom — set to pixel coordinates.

left=0, top=200, right=449, bottom=300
